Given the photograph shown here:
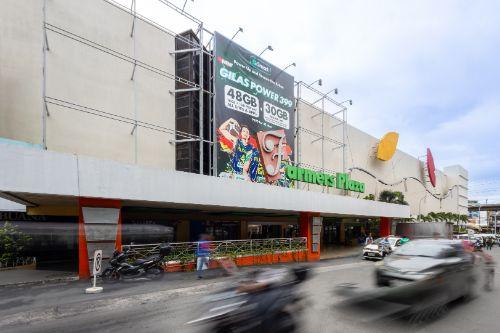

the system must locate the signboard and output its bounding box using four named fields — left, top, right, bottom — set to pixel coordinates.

left=214, top=32, right=295, bottom=187
left=426, top=148, right=436, bottom=187
left=285, top=165, right=365, bottom=193
left=85, top=249, right=103, bottom=294
left=312, top=217, right=322, bottom=253
left=377, top=132, right=399, bottom=161
left=92, top=249, right=102, bottom=276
